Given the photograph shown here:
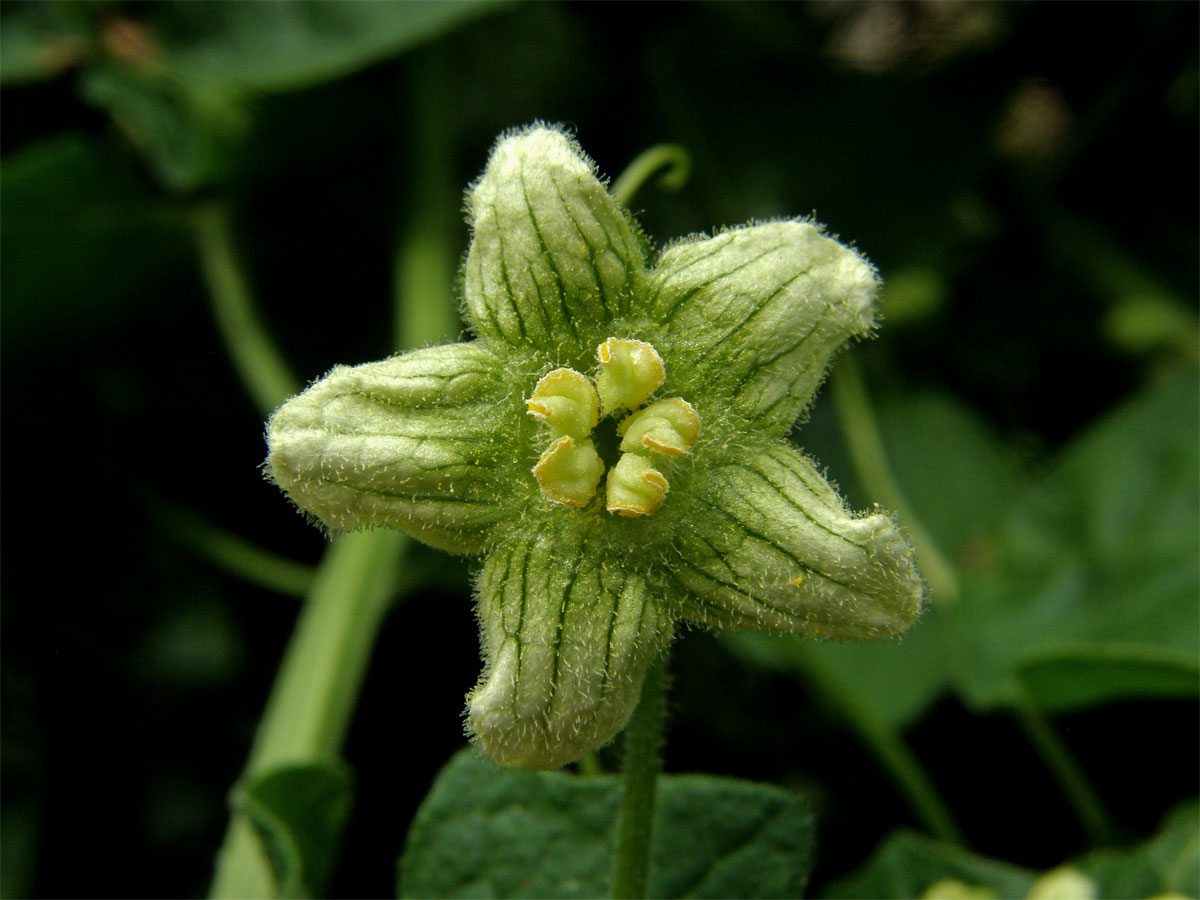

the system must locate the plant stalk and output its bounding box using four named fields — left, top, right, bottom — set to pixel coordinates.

left=1015, top=698, right=1115, bottom=845
left=611, top=654, right=668, bottom=900
left=209, top=529, right=409, bottom=898
left=190, top=202, right=299, bottom=417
